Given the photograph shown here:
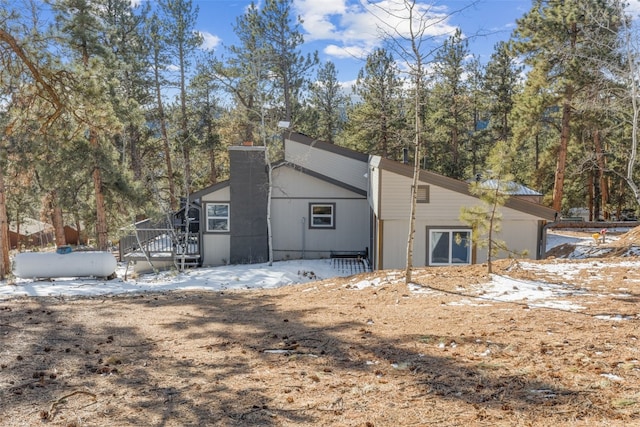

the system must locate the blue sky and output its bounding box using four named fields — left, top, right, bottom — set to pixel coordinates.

left=193, top=0, right=532, bottom=83
left=190, top=0, right=640, bottom=85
